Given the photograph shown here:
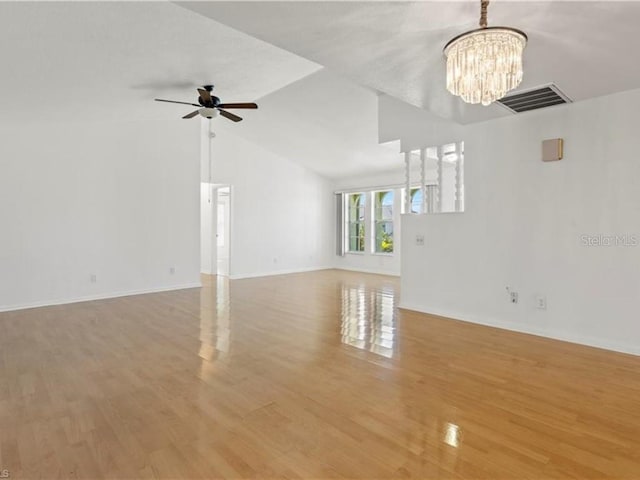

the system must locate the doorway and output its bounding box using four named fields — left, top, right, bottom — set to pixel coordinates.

left=215, top=186, right=230, bottom=276
left=200, top=183, right=231, bottom=277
